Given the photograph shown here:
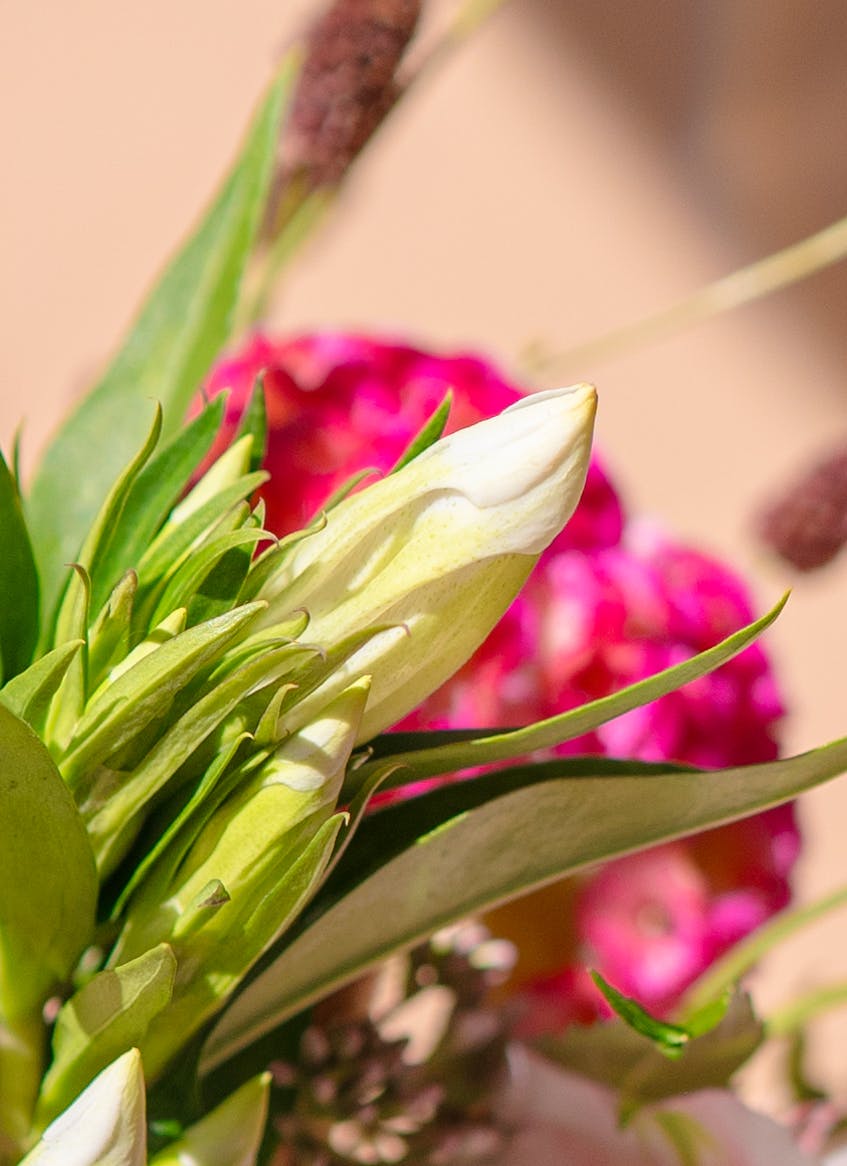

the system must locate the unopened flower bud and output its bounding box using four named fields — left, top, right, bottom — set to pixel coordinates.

left=257, top=385, right=597, bottom=740
left=21, top=1049, right=146, bottom=1166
